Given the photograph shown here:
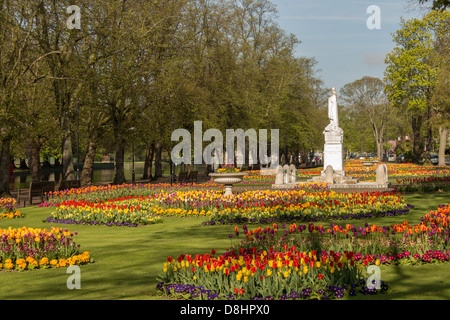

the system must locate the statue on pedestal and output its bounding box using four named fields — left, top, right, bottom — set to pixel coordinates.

left=324, top=88, right=343, bottom=136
